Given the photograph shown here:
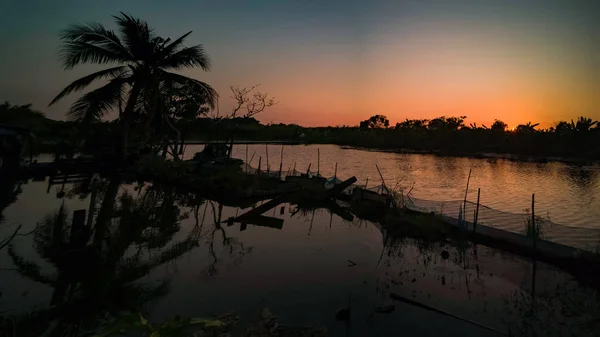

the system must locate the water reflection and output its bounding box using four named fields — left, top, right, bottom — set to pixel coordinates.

left=0, top=174, right=598, bottom=337
left=1, top=175, right=254, bottom=336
